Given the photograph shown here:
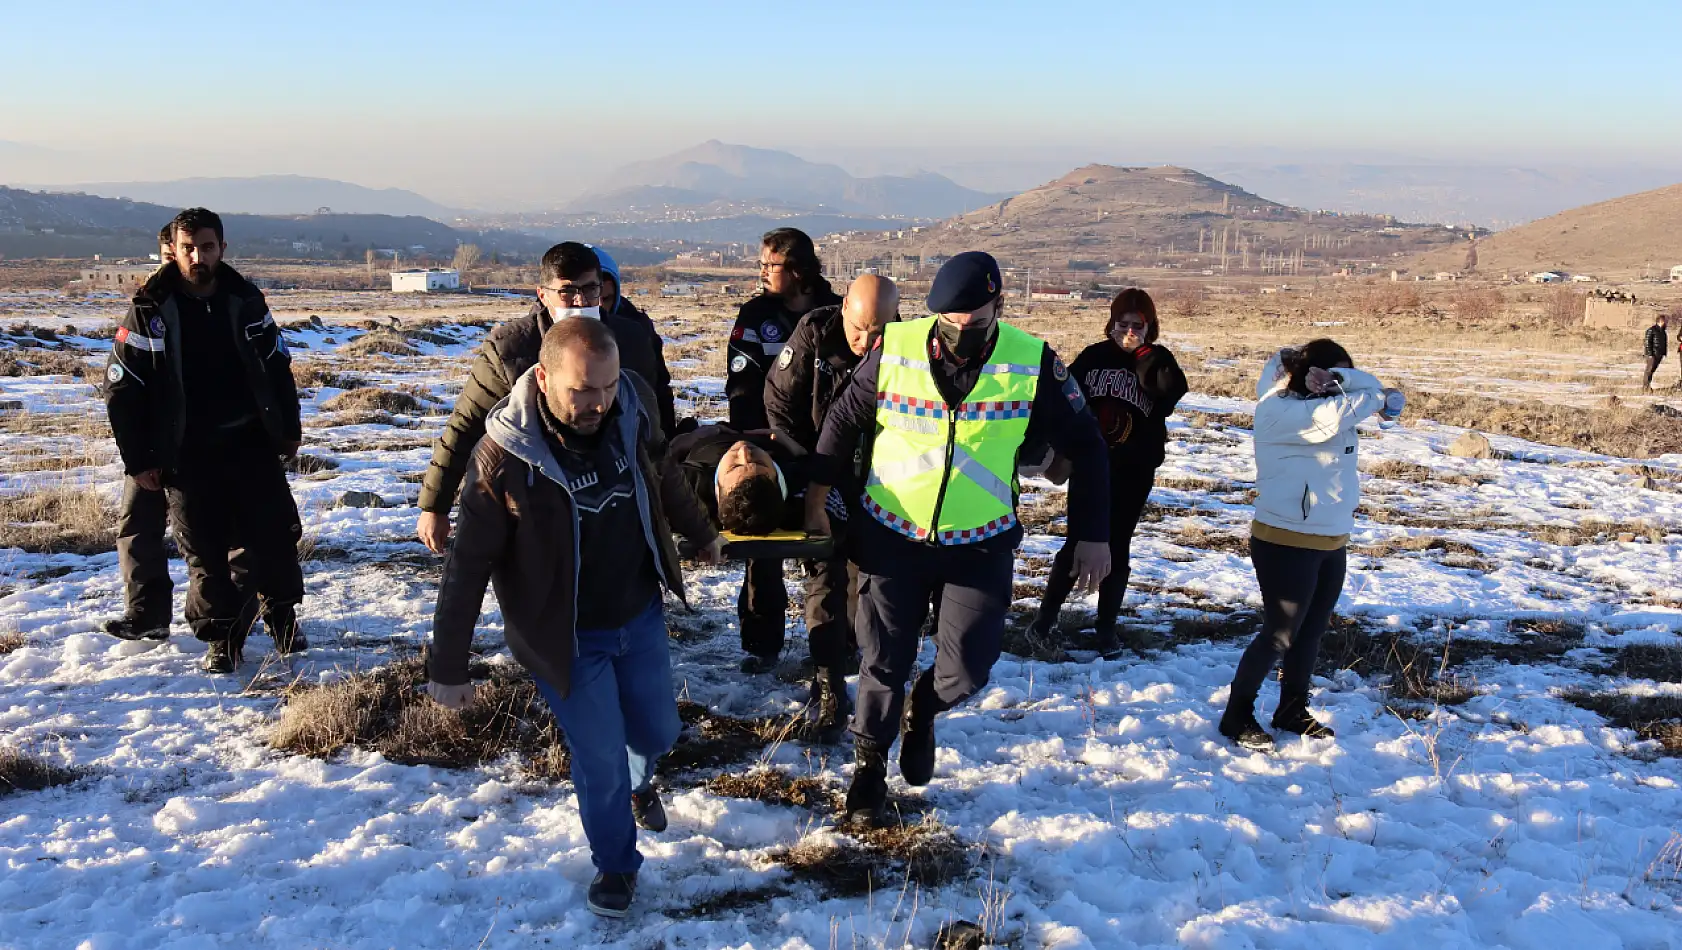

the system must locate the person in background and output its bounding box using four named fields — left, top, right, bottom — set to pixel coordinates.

left=726, top=228, right=842, bottom=431
left=425, top=319, right=722, bottom=918
left=592, top=245, right=676, bottom=434
left=104, top=208, right=306, bottom=672
left=1643, top=313, right=1667, bottom=391
left=1028, top=288, right=1188, bottom=655
left=103, top=224, right=182, bottom=641
left=416, top=243, right=671, bottom=553
left=1218, top=339, right=1397, bottom=752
